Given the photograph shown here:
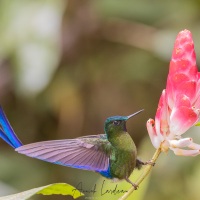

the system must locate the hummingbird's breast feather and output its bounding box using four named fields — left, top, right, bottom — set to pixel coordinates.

left=107, top=132, right=137, bottom=179
left=109, top=147, right=136, bottom=179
